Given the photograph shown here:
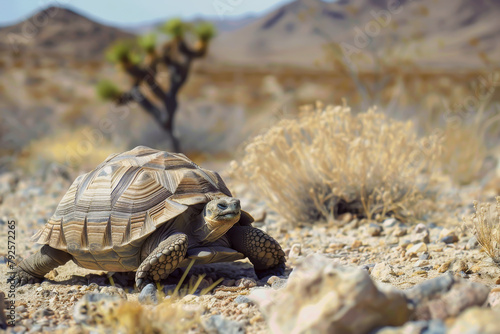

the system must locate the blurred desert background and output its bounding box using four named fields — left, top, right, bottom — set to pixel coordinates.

left=1, top=0, right=500, bottom=333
